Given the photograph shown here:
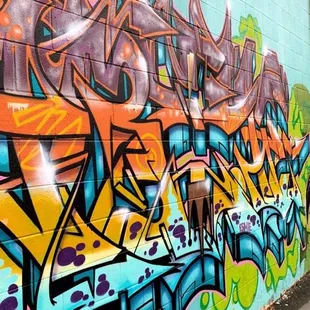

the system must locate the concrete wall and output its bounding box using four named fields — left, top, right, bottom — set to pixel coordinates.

left=0, top=0, right=309, bottom=309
